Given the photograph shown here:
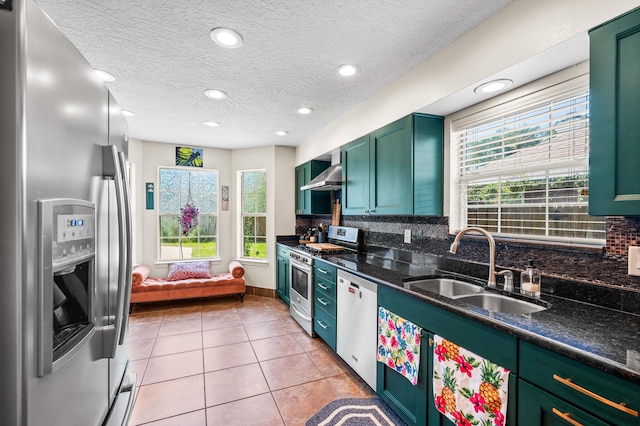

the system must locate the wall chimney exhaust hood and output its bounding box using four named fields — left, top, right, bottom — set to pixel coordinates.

left=300, top=150, right=342, bottom=191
